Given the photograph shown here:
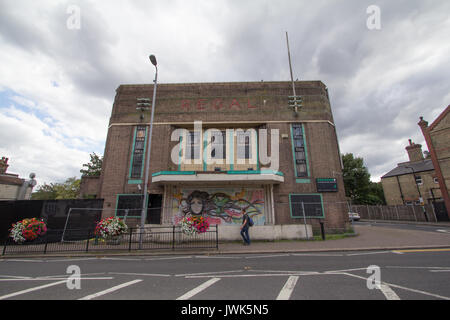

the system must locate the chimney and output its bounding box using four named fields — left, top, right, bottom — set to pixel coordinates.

left=0, top=157, right=9, bottom=174
left=405, top=139, right=424, bottom=162
left=418, top=116, right=428, bottom=130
